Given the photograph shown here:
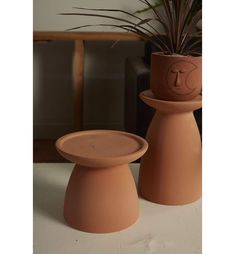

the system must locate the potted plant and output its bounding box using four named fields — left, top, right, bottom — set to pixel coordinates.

left=61, top=0, right=202, bottom=101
